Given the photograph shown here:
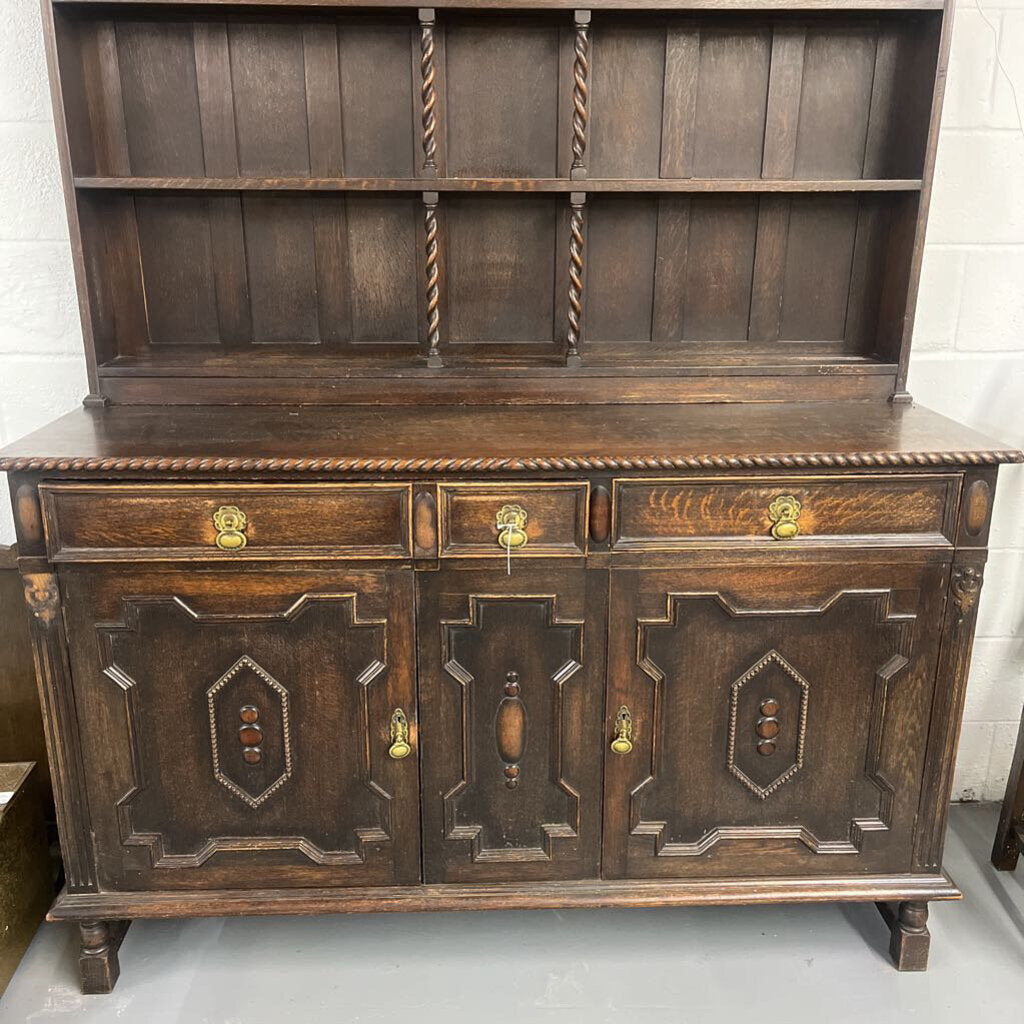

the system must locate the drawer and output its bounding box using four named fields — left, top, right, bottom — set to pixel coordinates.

left=611, top=474, right=960, bottom=550
left=437, top=482, right=589, bottom=558
left=39, top=483, right=413, bottom=561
